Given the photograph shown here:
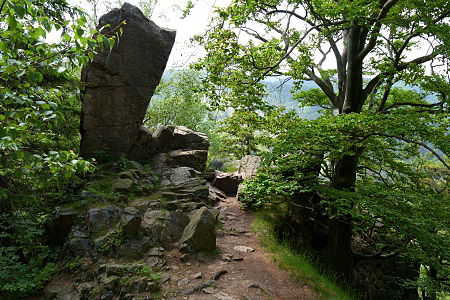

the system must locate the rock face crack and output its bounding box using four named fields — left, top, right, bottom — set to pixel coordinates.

left=79, top=2, right=176, bottom=161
